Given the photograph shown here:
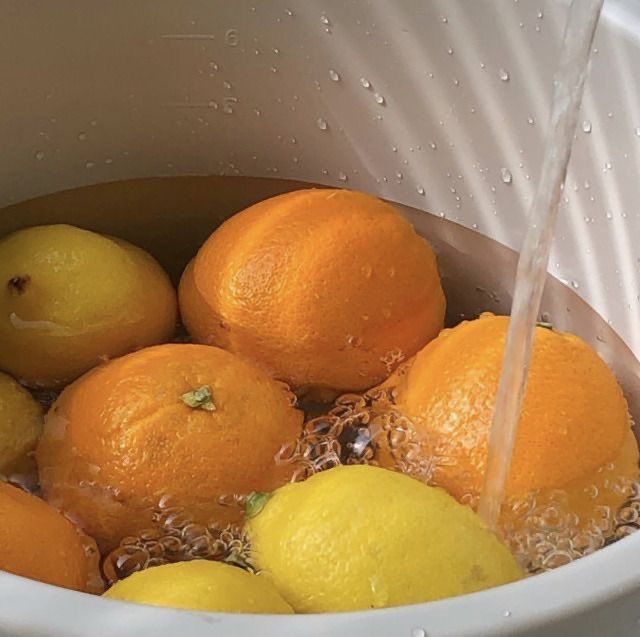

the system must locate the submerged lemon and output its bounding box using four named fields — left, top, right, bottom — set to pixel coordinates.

left=0, top=371, right=42, bottom=476
left=246, top=464, right=522, bottom=613
left=104, top=560, right=293, bottom=614
left=0, top=224, right=177, bottom=388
